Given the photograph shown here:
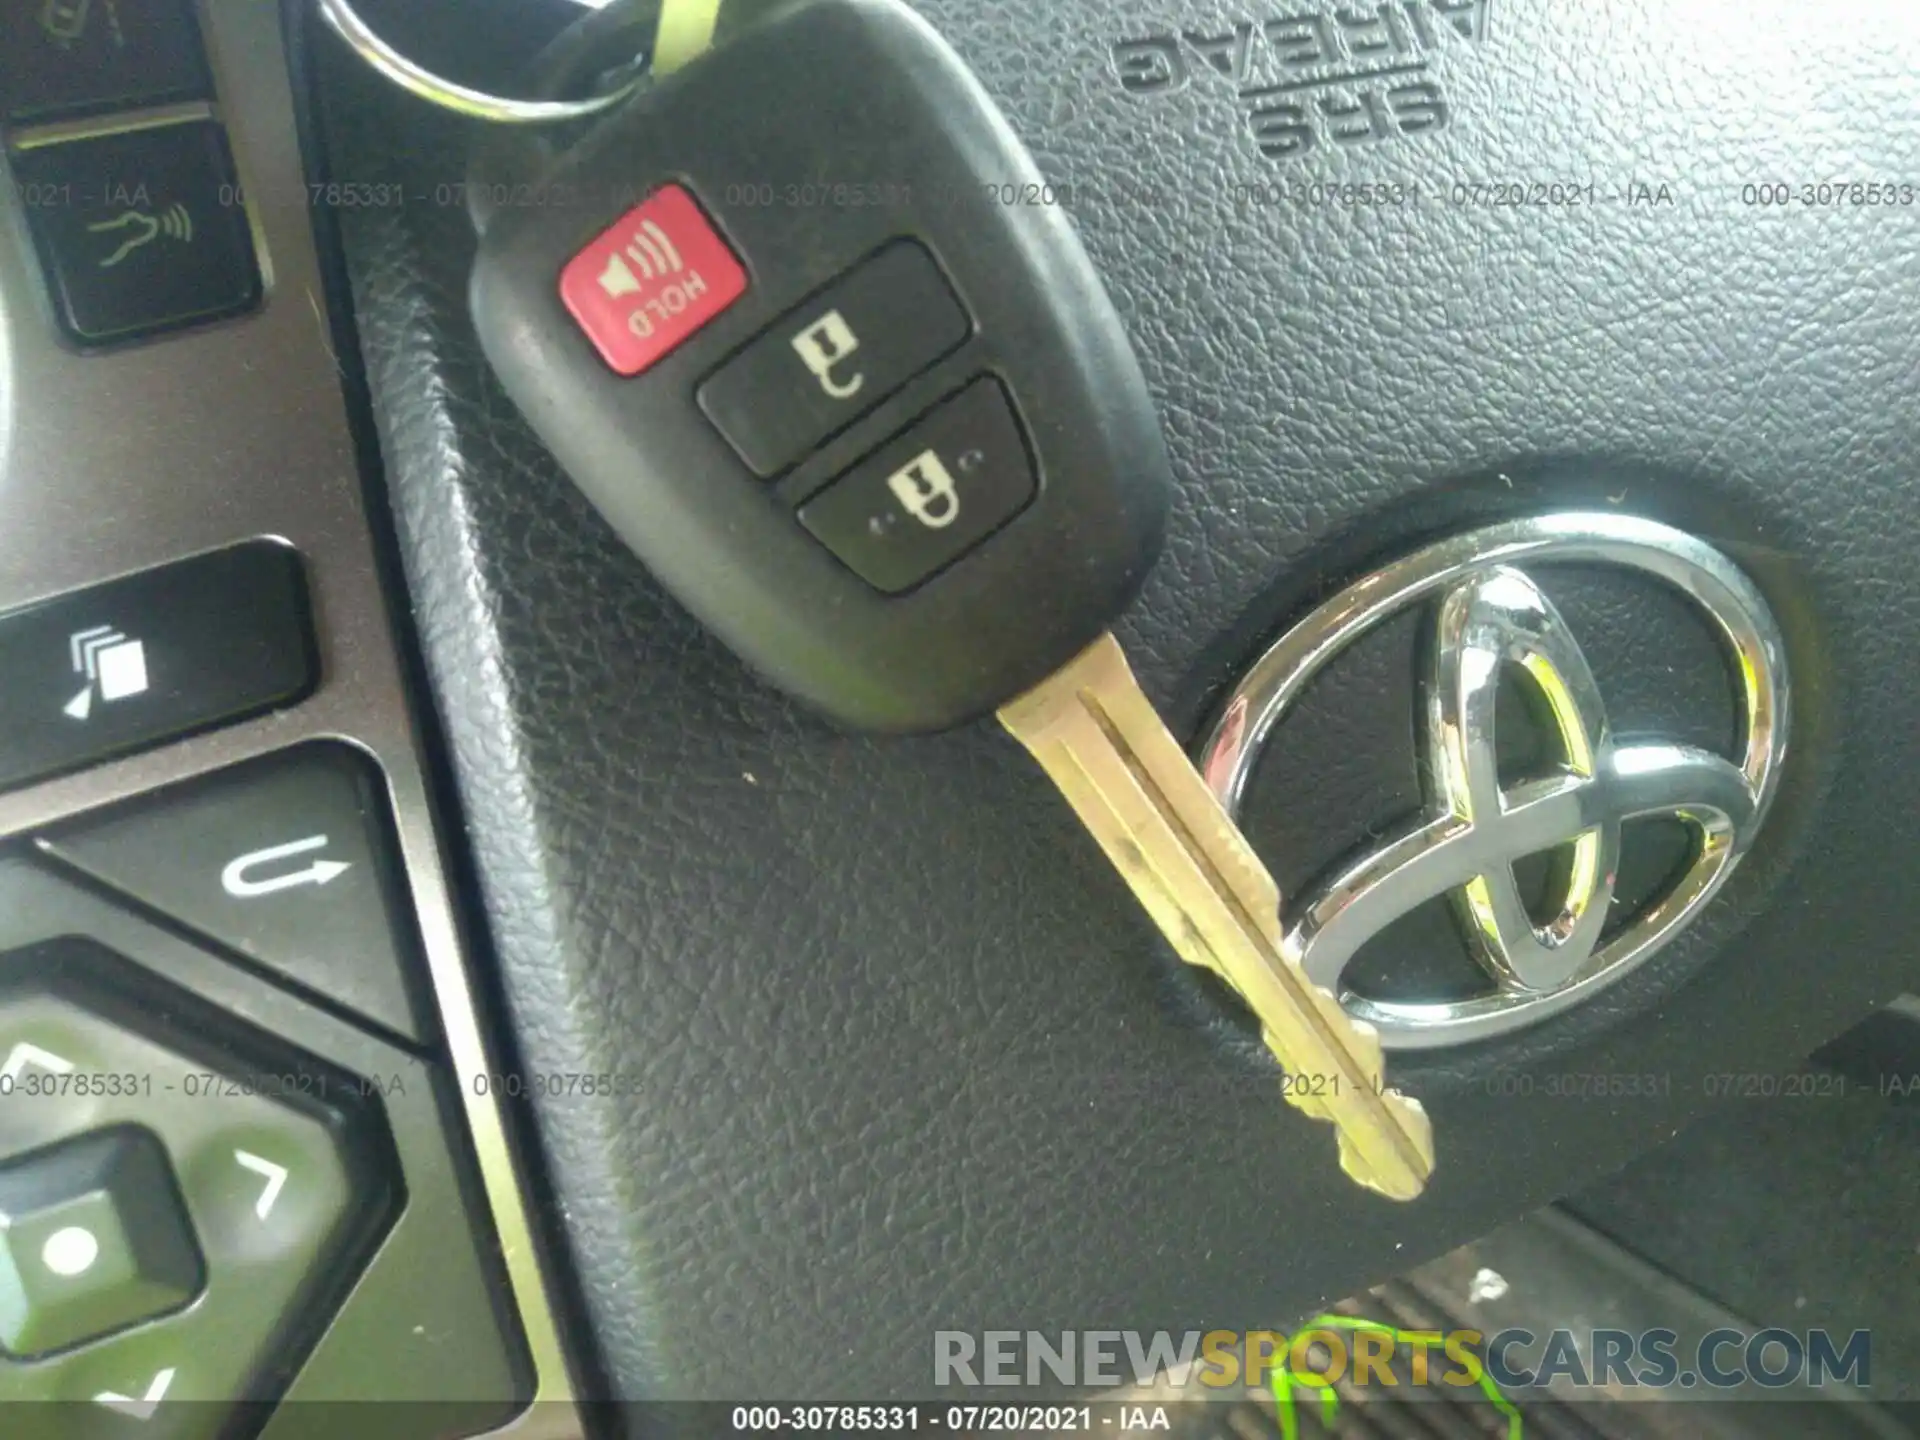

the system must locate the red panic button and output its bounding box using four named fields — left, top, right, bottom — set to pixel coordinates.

left=559, top=184, right=748, bottom=376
